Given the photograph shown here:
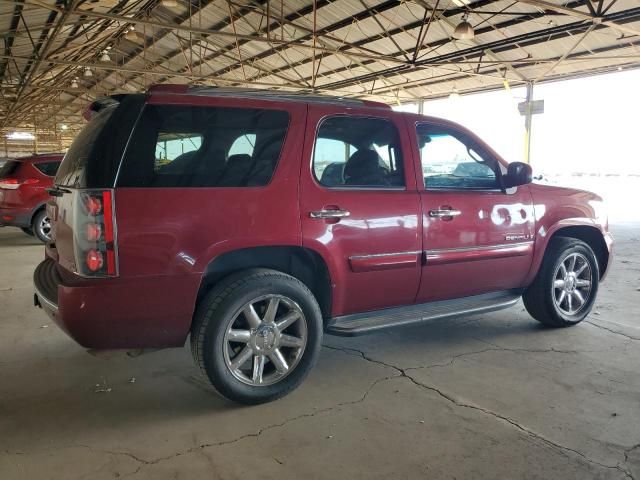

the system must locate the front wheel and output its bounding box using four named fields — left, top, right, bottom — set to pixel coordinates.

left=32, top=210, right=52, bottom=243
left=523, top=237, right=599, bottom=327
left=191, top=269, right=323, bottom=404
